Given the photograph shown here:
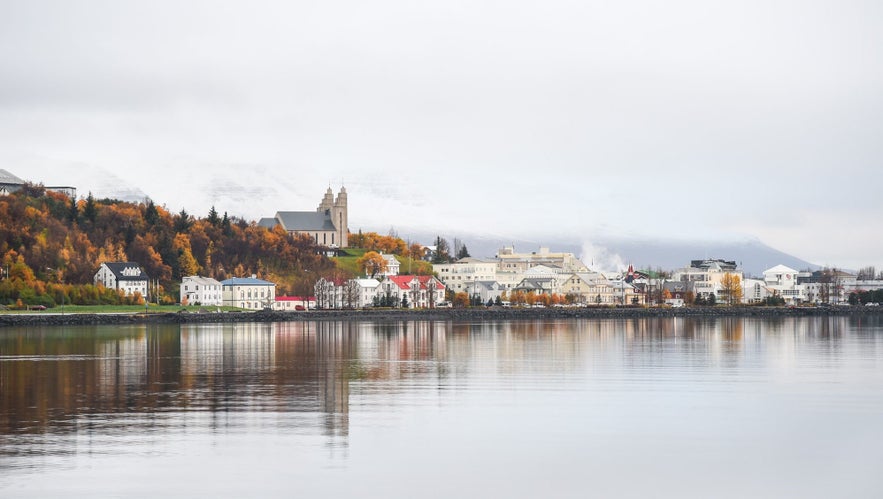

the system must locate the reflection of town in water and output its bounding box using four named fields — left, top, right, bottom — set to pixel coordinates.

left=1, top=316, right=878, bottom=449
